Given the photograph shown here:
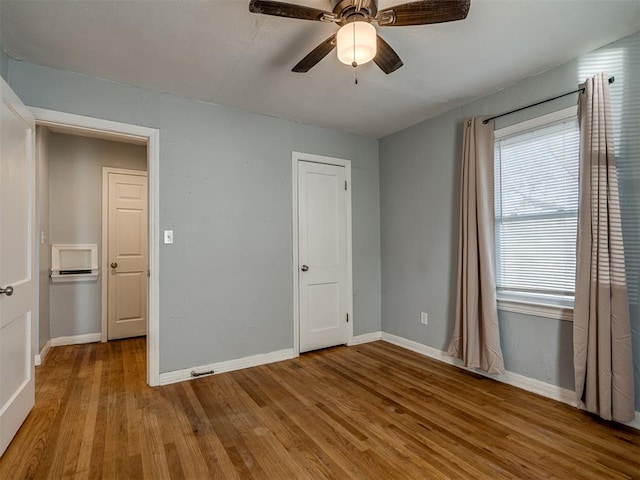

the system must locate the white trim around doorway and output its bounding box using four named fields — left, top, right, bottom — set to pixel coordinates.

left=29, top=107, right=161, bottom=387
left=291, top=151, right=354, bottom=357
